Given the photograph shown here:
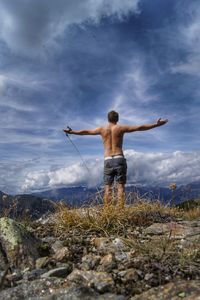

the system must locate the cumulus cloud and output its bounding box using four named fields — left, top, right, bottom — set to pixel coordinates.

left=21, top=150, right=200, bottom=193
left=125, top=150, right=200, bottom=186
left=0, top=0, right=140, bottom=54
left=0, top=158, right=41, bottom=194
left=22, top=159, right=103, bottom=192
